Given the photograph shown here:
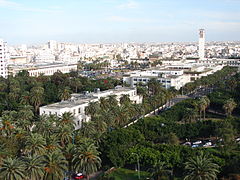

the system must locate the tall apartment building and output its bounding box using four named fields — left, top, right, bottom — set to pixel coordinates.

left=198, top=29, right=205, bottom=60
left=0, top=39, right=9, bottom=78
